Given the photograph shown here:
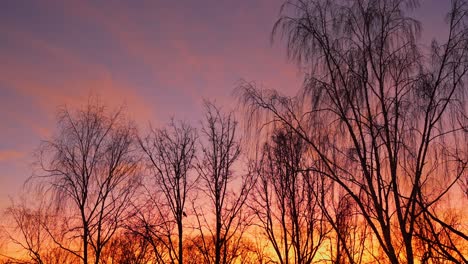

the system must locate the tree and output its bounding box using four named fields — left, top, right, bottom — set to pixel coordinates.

left=1, top=200, right=80, bottom=264
left=250, top=125, right=328, bottom=264
left=99, top=229, right=153, bottom=264
left=1, top=200, right=49, bottom=264
left=139, top=120, right=197, bottom=264
left=194, top=102, right=255, bottom=264
left=239, top=0, right=468, bottom=262
left=124, top=197, right=176, bottom=264
left=36, top=100, right=140, bottom=264
left=184, top=234, right=261, bottom=264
